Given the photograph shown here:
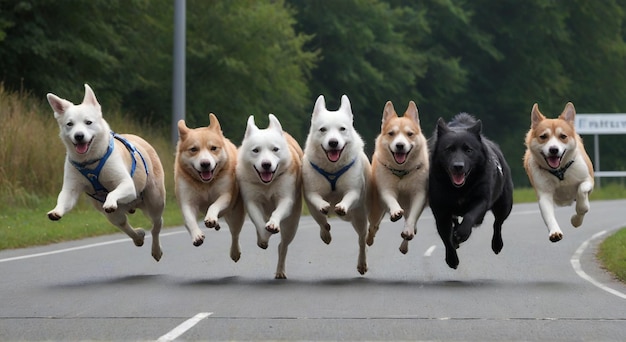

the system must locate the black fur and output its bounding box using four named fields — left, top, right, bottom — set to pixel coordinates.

left=428, top=113, right=513, bottom=269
